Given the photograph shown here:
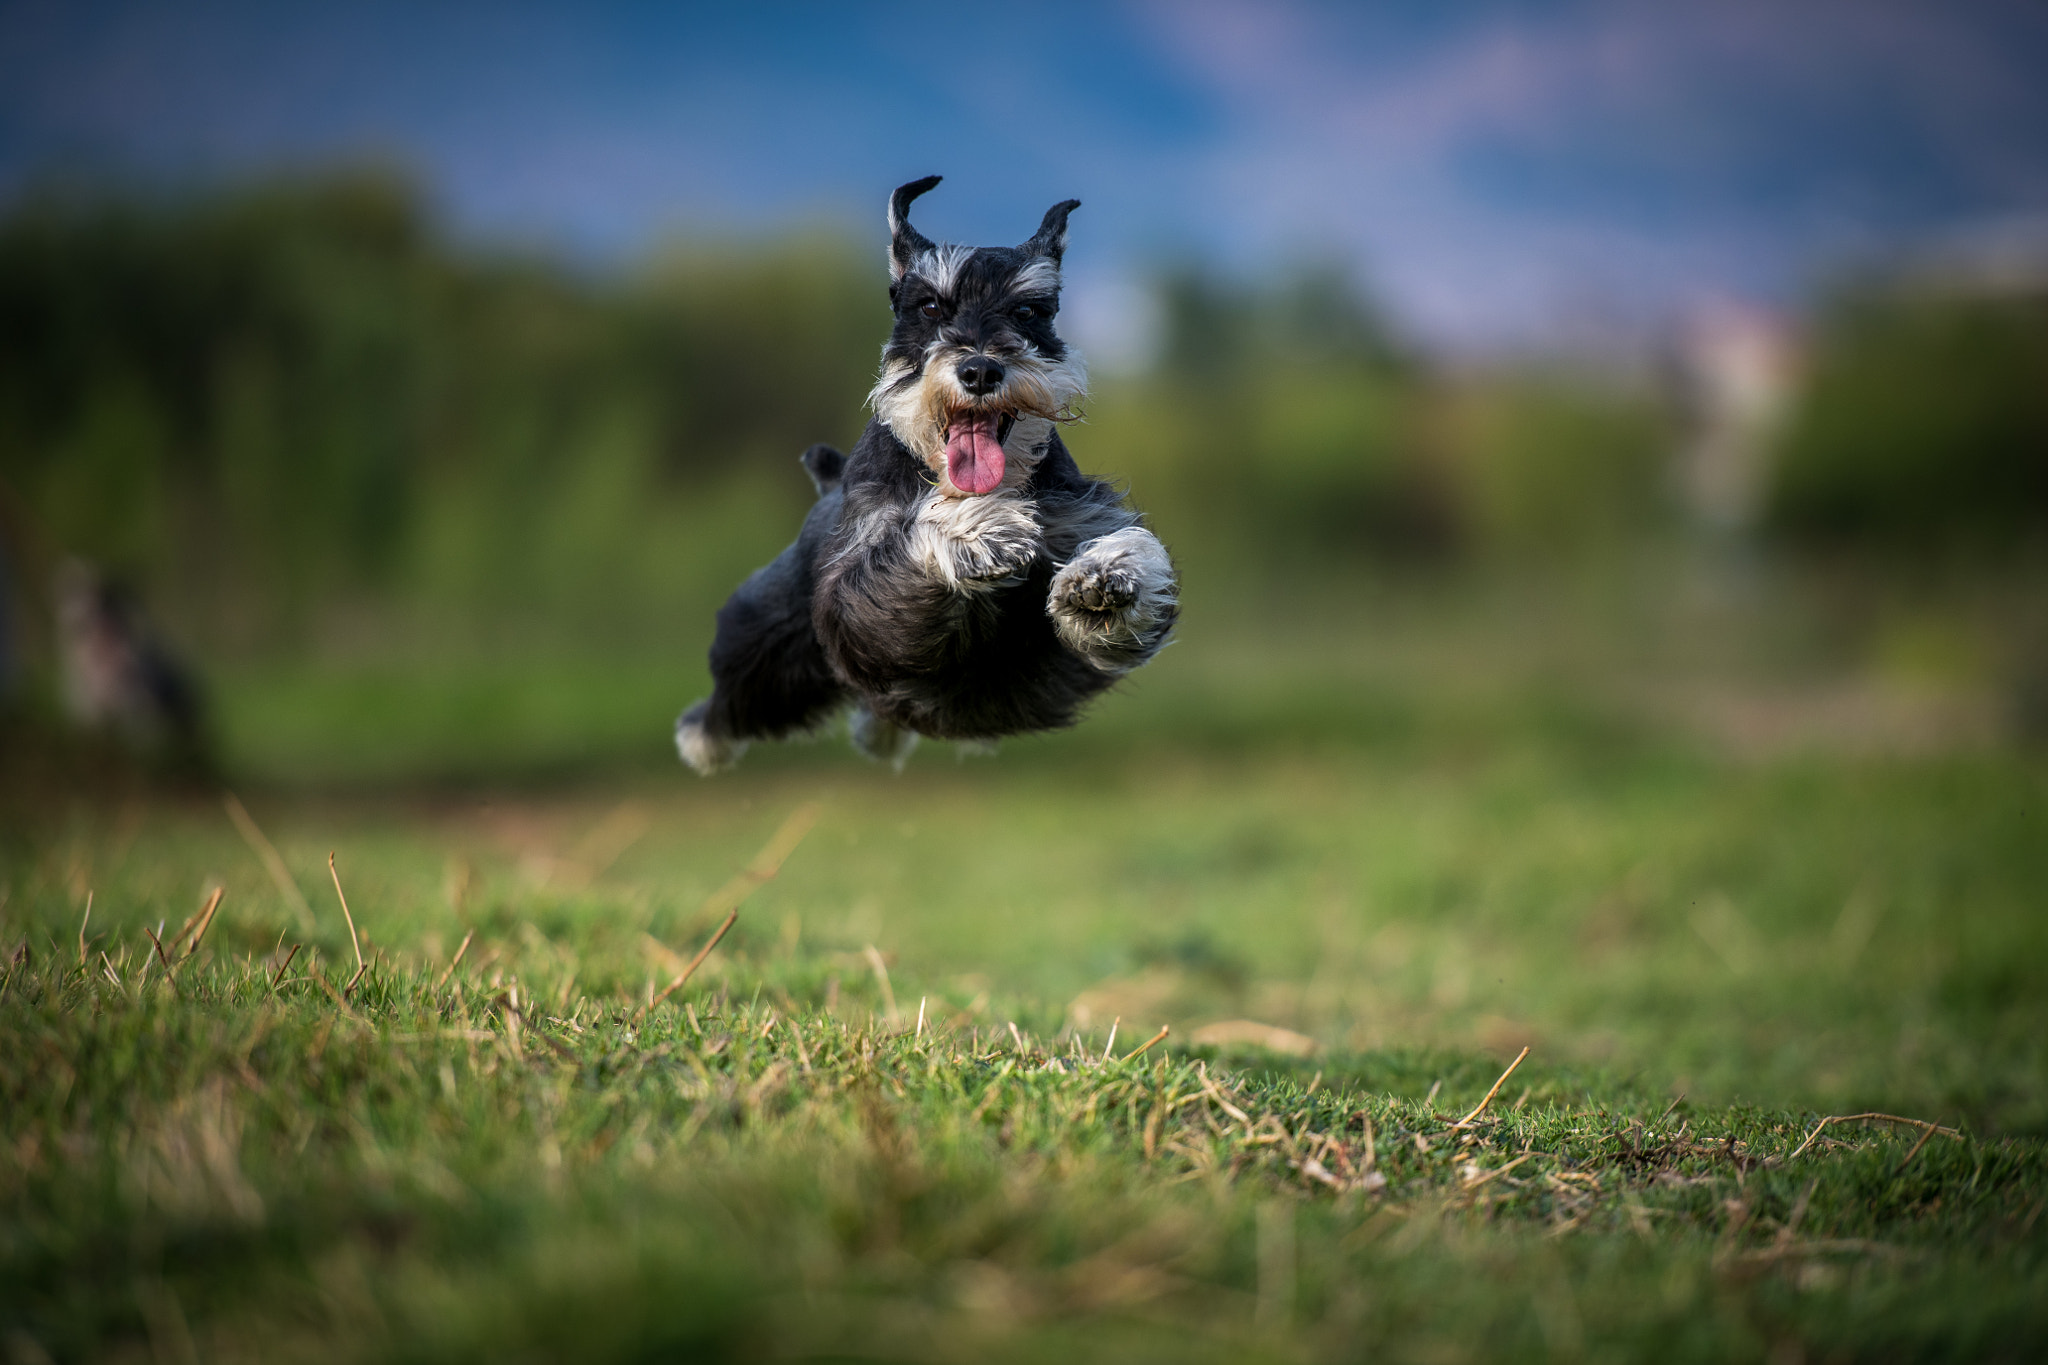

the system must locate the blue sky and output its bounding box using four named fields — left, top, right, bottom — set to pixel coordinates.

left=3, top=0, right=2046, bottom=354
